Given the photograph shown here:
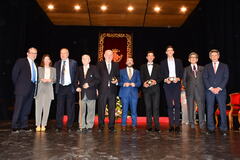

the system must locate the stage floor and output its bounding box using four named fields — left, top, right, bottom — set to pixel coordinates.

left=0, top=119, right=240, bottom=160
